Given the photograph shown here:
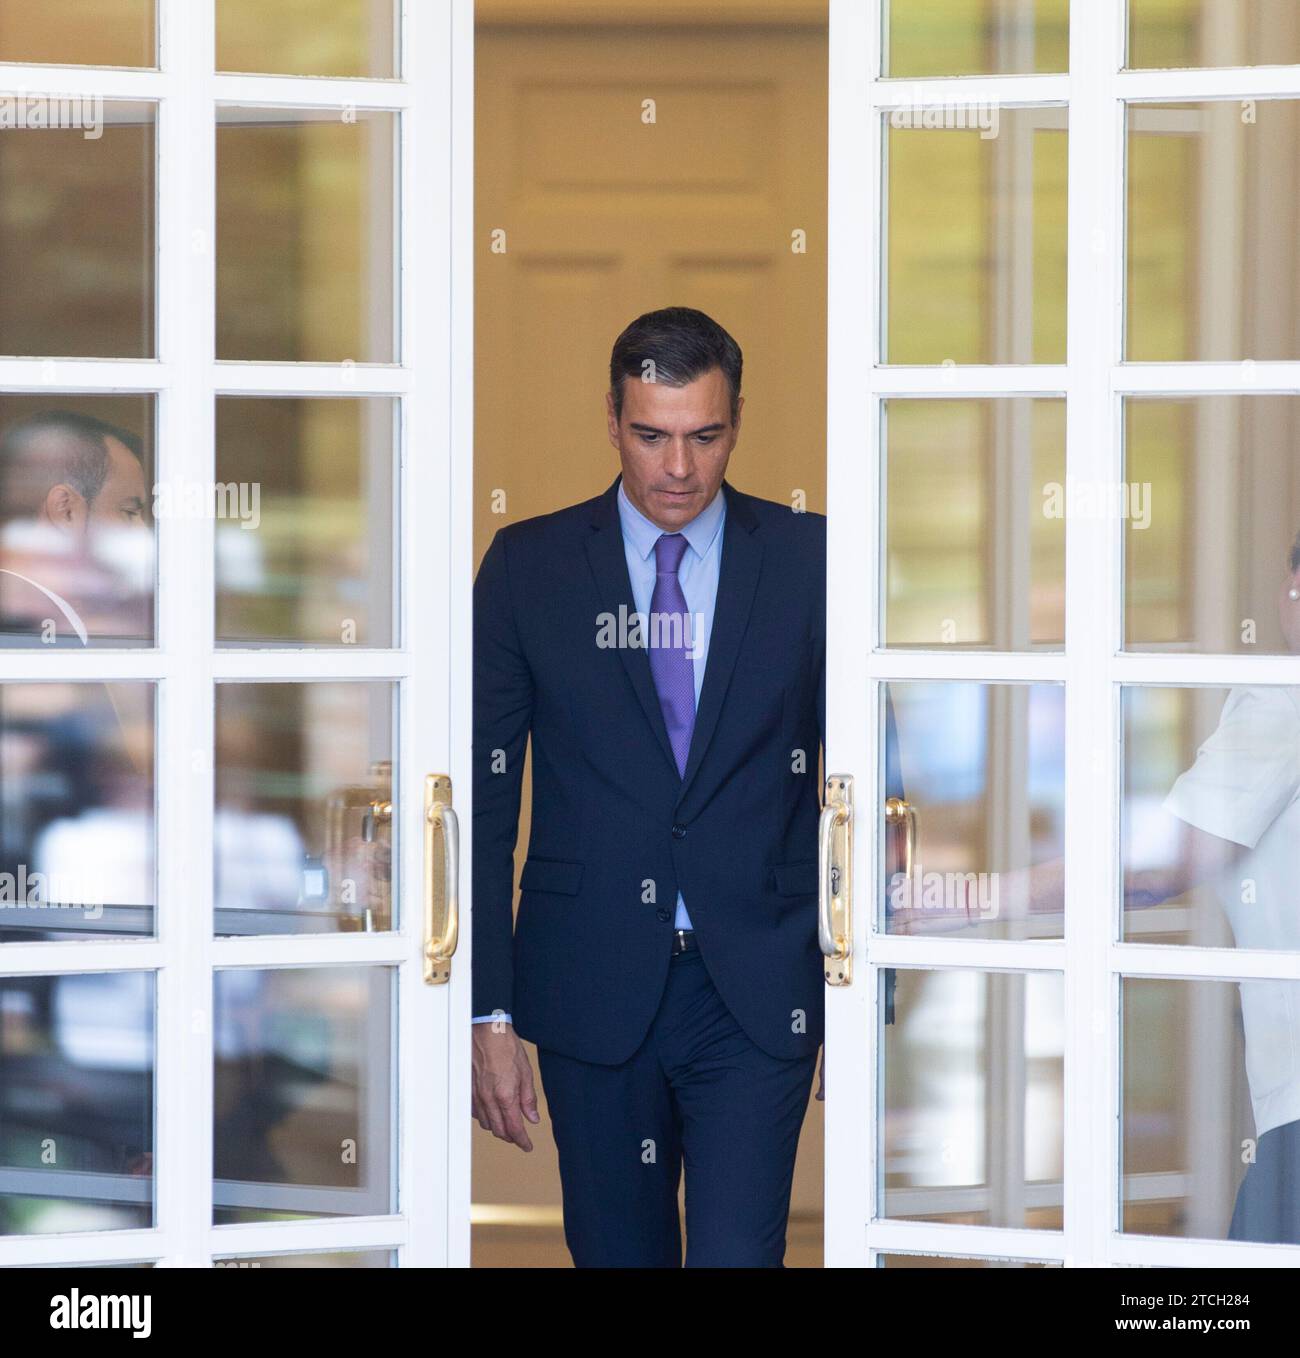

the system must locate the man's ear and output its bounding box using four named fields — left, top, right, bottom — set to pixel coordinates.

left=605, top=389, right=622, bottom=451
left=42, top=482, right=88, bottom=533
